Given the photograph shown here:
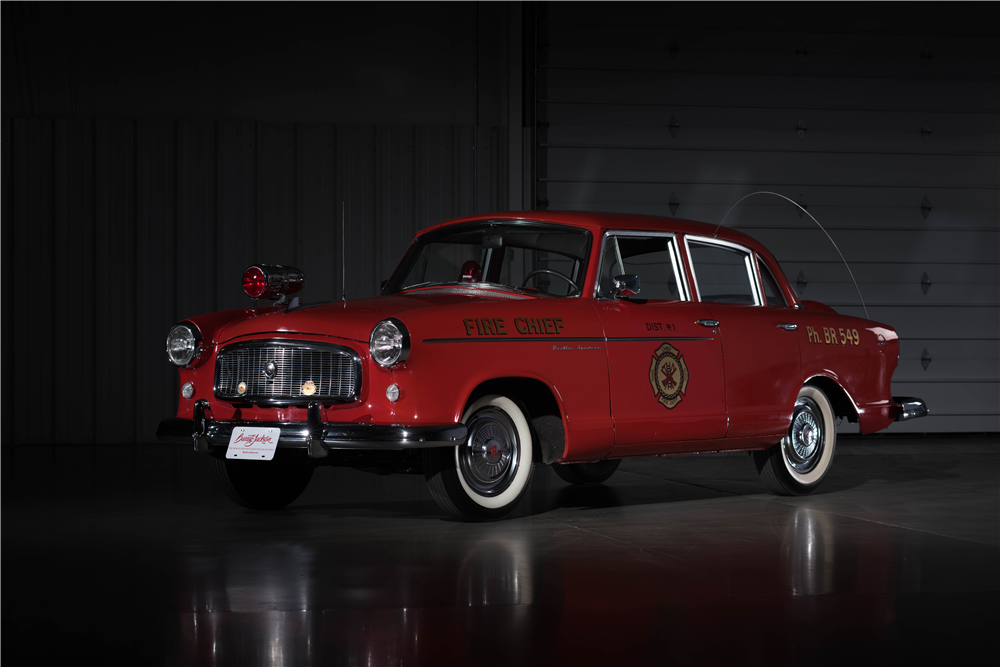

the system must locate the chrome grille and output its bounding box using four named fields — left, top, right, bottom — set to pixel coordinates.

left=215, top=341, right=360, bottom=404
